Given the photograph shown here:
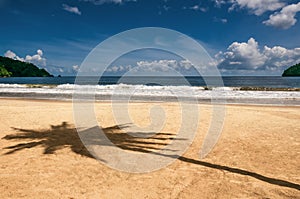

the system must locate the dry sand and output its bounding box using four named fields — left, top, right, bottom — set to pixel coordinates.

left=0, top=98, right=299, bottom=198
